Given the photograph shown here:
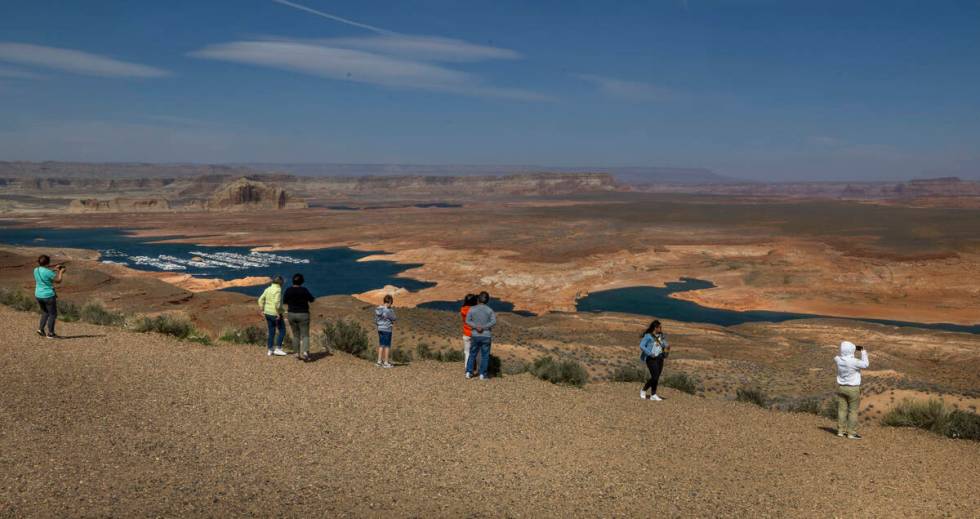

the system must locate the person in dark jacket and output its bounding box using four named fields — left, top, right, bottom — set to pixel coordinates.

left=283, top=273, right=315, bottom=361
